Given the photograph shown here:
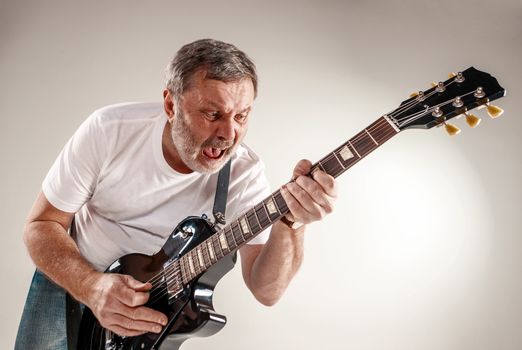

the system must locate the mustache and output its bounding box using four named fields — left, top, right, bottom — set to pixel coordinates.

left=202, top=138, right=234, bottom=149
